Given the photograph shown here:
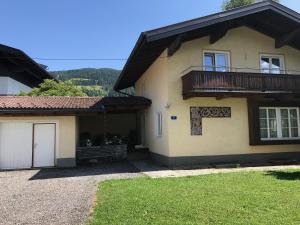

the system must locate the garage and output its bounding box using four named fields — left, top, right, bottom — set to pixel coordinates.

left=0, top=122, right=56, bottom=170
left=0, top=96, right=151, bottom=170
